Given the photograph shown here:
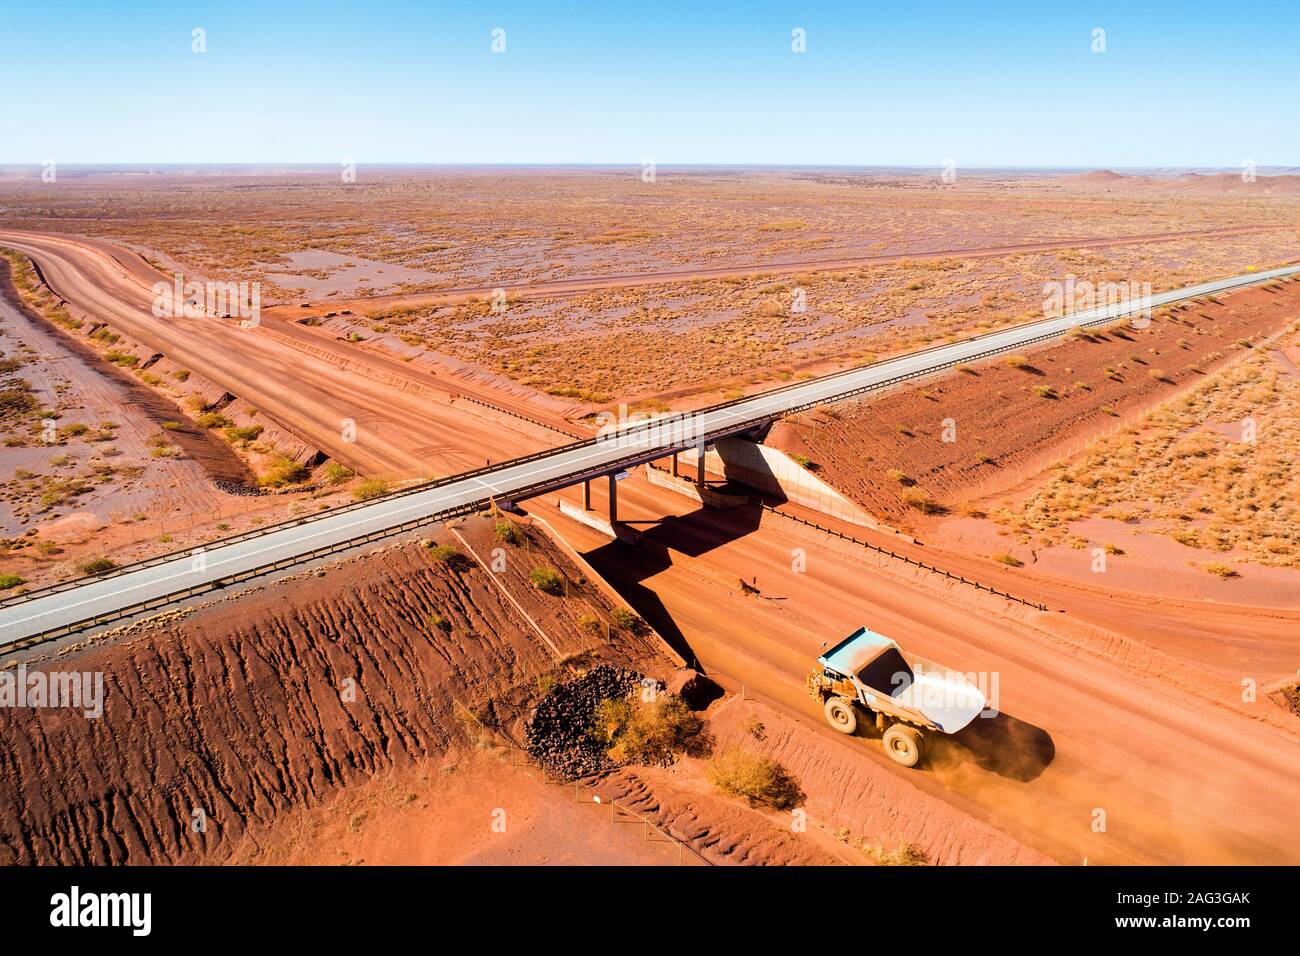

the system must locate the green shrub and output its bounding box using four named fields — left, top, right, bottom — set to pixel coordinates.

left=0, top=388, right=38, bottom=424
left=0, top=573, right=25, bottom=589
left=493, top=519, right=522, bottom=546
left=351, top=477, right=390, bottom=500
left=320, top=461, right=353, bottom=485
left=258, top=456, right=310, bottom=488
left=610, top=607, right=645, bottom=633
left=425, top=543, right=466, bottom=567
left=706, top=749, right=801, bottom=809
left=194, top=412, right=230, bottom=429
left=223, top=424, right=263, bottom=442
left=589, top=693, right=703, bottom=766
left=76, top=556, right=117, bottom=575
left=528, top=566, right=564, bottom=595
